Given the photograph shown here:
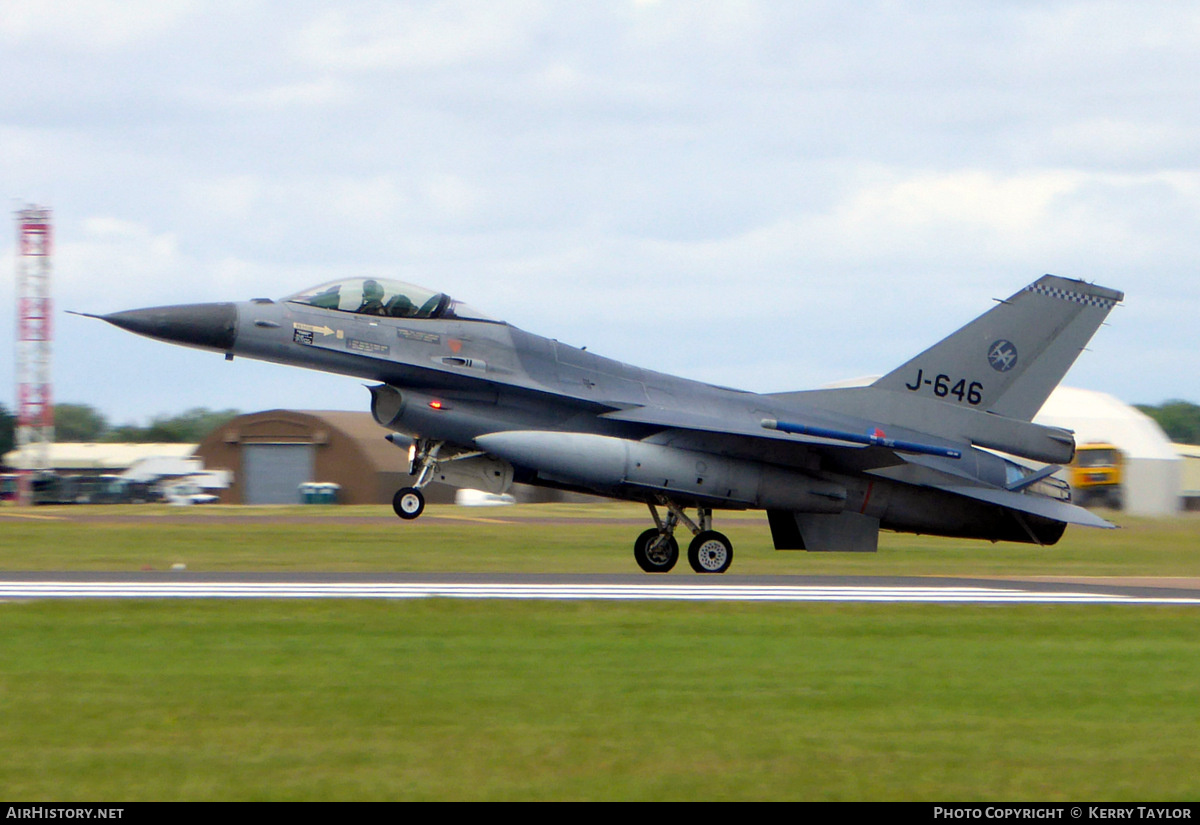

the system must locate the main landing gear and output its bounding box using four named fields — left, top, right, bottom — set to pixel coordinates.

left=633, top=499, right=733, bottom=574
